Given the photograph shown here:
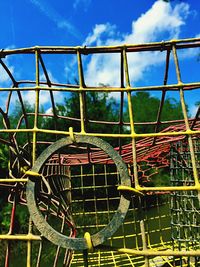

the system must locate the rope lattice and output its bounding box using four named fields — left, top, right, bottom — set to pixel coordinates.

left=0, top=38, right=199, bottom=267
